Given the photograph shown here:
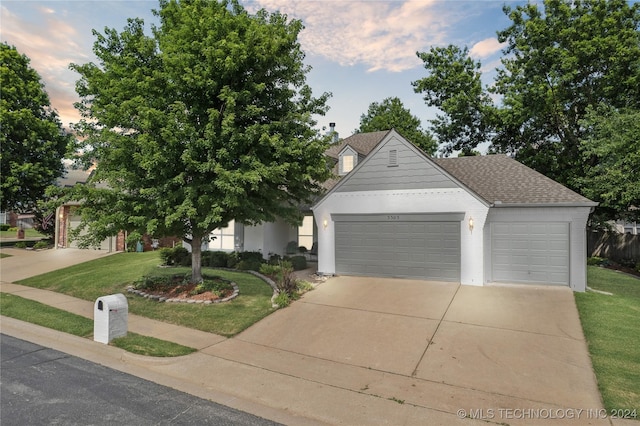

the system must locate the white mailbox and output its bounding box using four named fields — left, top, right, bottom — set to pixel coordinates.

left=94, top=293, right=128, bottom=344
